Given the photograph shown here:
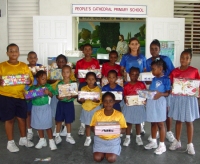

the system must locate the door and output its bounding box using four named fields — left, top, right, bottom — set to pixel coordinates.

left=33, top=16, right=73, bottom=65
left=146, top=17, right=185, bottom=67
